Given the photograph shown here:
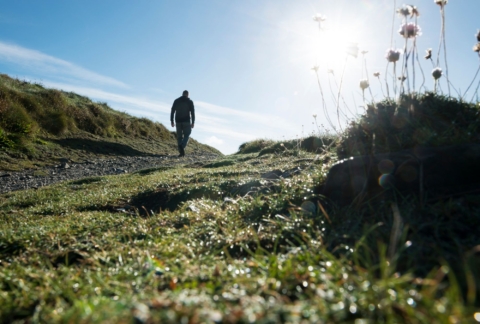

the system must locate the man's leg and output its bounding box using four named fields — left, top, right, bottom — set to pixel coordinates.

left=175, top=123, right=184, bottom=156
left=181, top=123, right=192, bottom=152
